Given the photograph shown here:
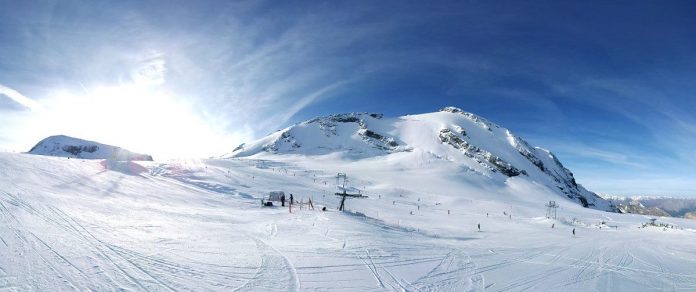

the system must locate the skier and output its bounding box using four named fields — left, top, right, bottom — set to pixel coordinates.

left=572, top=228, right=576, bottom=237
left=478, top=223, right=481, bottom=232
left=281, top=194, right=286, bottom=207
left=552, top=223, right=555, bottom=229
left=290, top=194, right=294, bottom=206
